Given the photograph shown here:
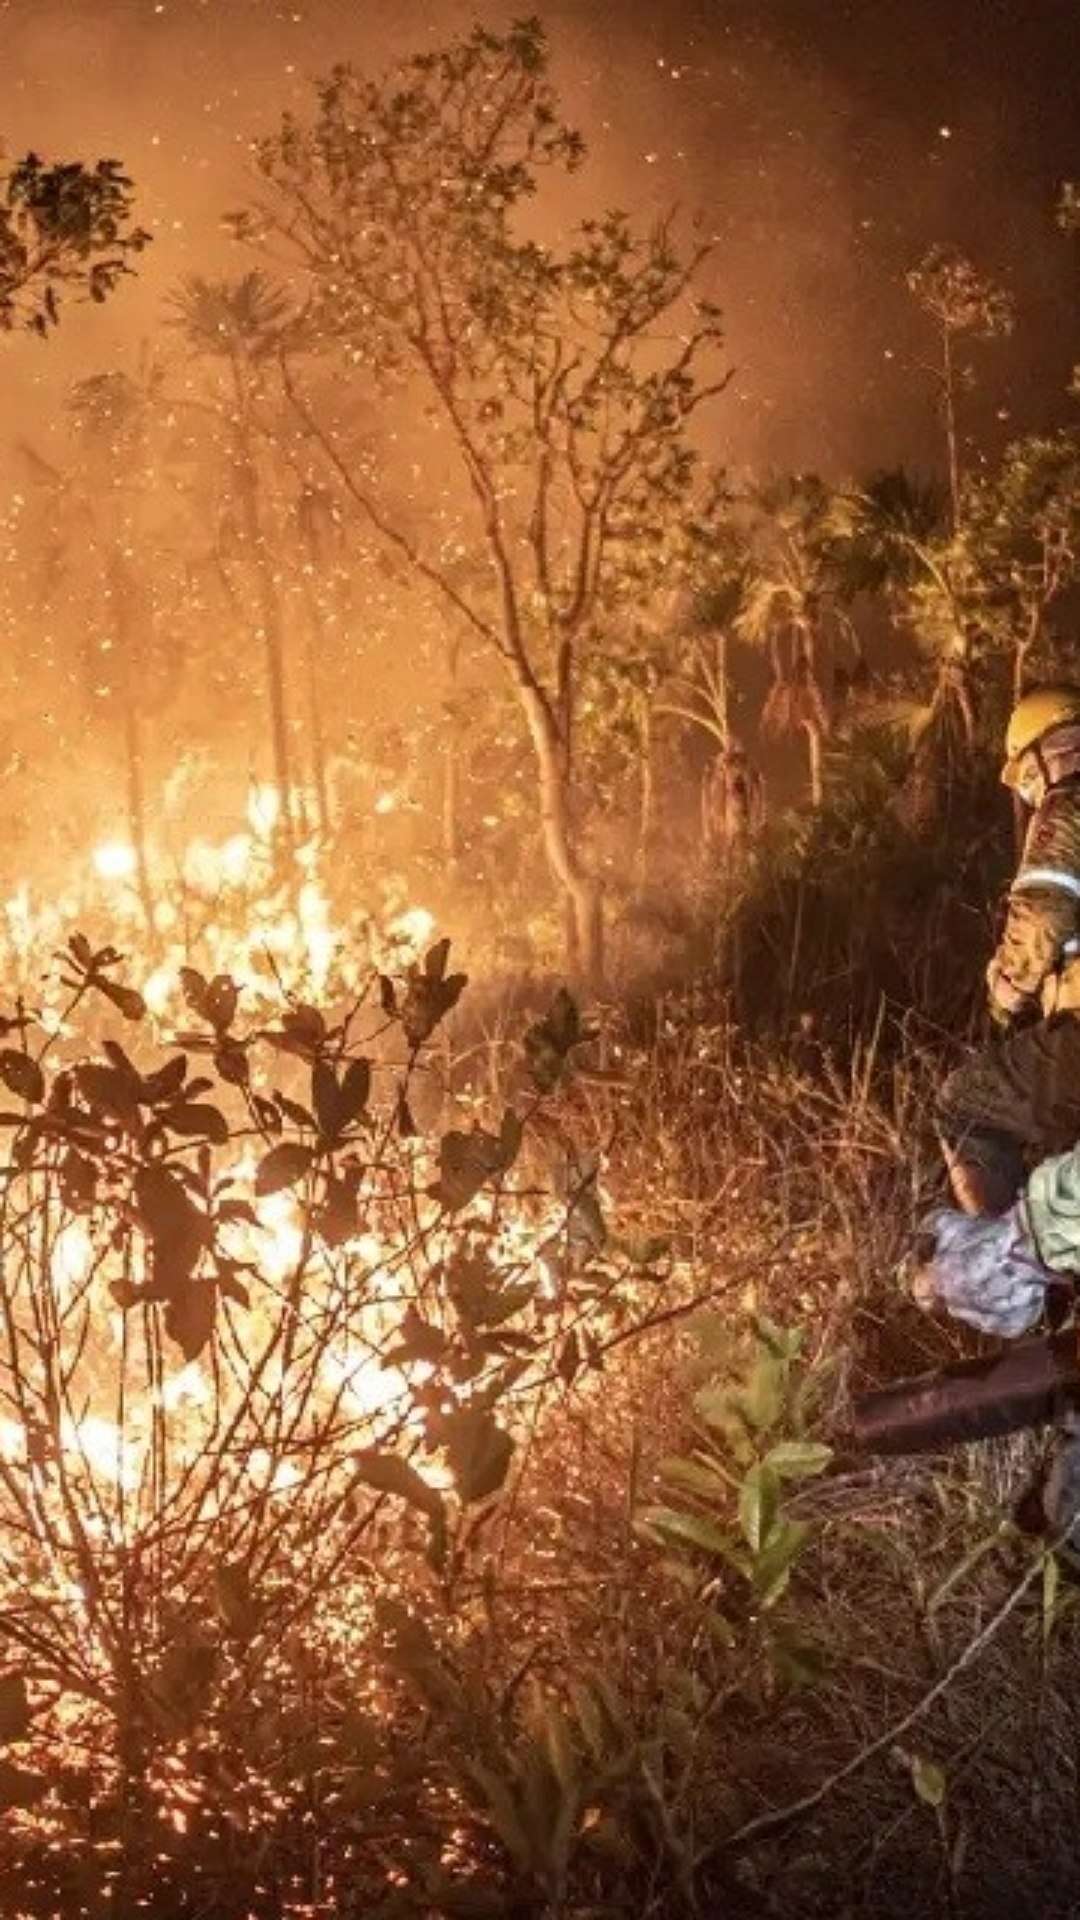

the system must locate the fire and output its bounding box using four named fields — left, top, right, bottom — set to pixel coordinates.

left=5, top=787, right=436, bottom=1032
left=0, top=781, right=627, bottom=1887
left=247, top=780, right=282, bottom=838
left=93, top=840, right=138, bottom=881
